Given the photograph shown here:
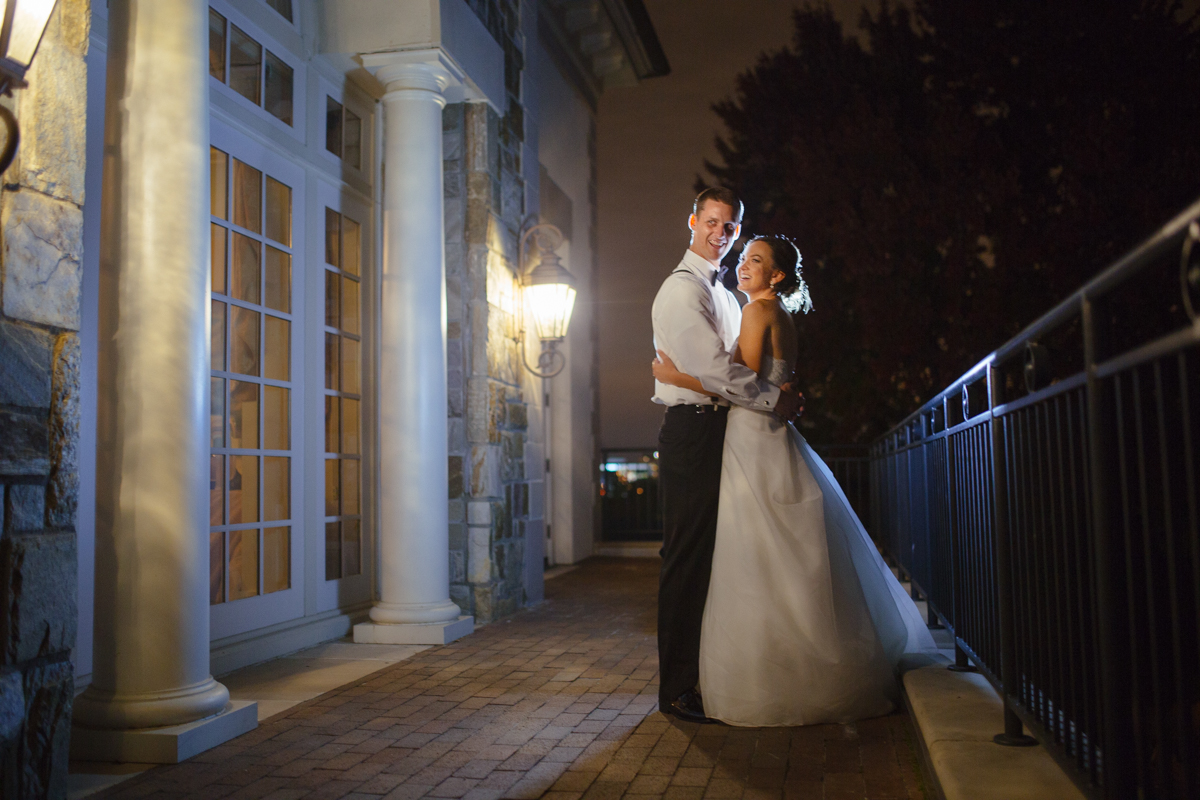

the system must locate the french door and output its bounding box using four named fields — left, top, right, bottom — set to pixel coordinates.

left=209, top=123, right=306, bottom=639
